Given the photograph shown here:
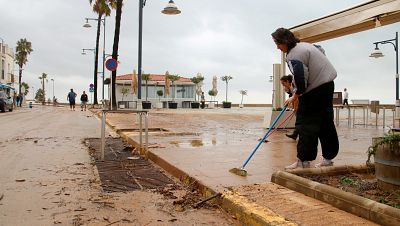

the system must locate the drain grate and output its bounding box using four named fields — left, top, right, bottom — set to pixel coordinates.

left=86, top=138, right=174, bottom=192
